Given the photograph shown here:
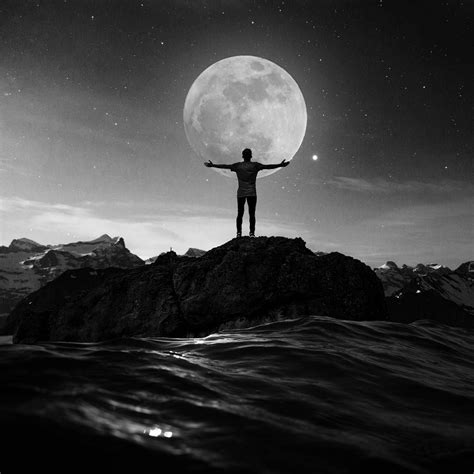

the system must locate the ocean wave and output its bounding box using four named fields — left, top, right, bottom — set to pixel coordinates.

left=1, top=316, right=474, bottom=473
